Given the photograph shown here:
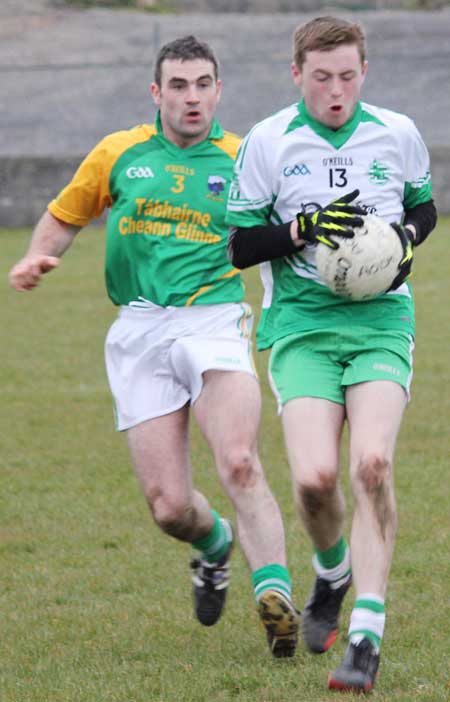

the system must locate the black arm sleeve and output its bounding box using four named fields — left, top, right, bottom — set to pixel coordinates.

left=227, top=223, right=298, bottom=269
left=404, top=199, right=437, bottom=246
